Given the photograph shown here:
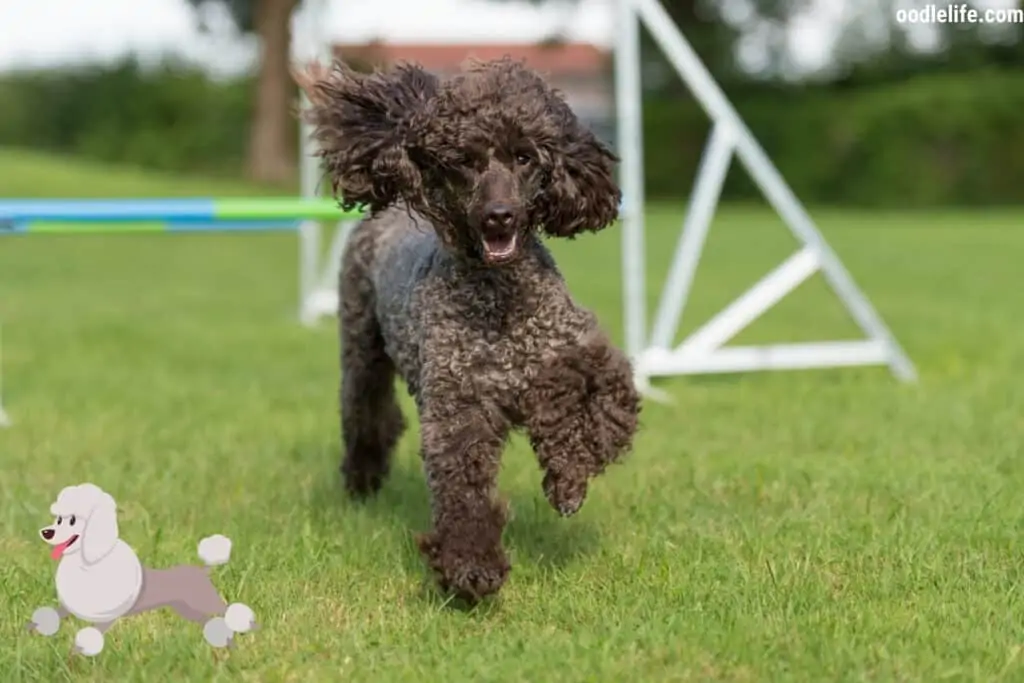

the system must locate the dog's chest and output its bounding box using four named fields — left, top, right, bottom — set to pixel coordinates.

left=56, top=547, right=143, bottom=622
left=429, top=287, right=584, bottom=394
